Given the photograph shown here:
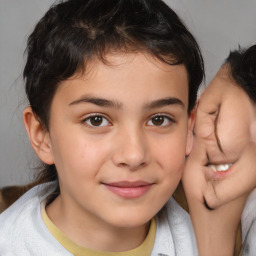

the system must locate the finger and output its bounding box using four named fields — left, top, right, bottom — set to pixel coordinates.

left=195, top=88, right=222, bottom=138
left=195, top=92, right=227, bottom=159
left=183, top=137, right=208, bottom=201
